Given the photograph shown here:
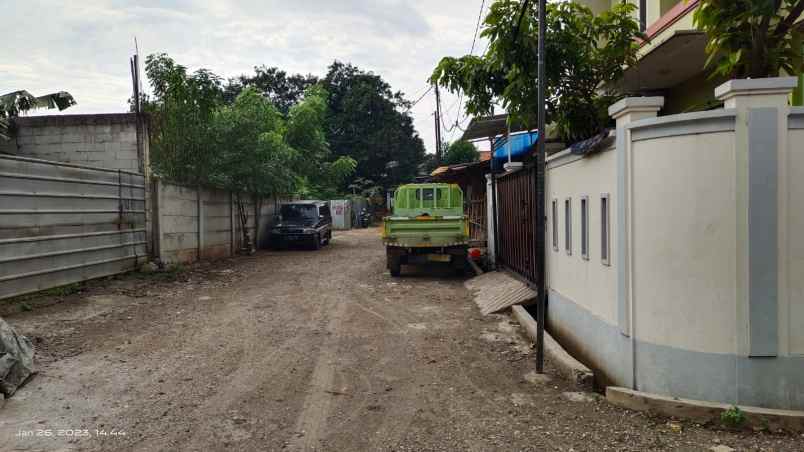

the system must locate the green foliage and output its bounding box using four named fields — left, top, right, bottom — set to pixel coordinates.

left=443, top=140, right=480, bottom=165
left=210, top=87, right=296, bottom=197
left=224, top=66, right=319, bottom=115
left=431, top=1, right=643, bottom=144
left=41, top=283, right=82, bottom=297
left=721, top=406, right=747, bottom=428
left=285, top=85, right=357, bottom=198
left=144, top=53, right=224, bottom=186
left=323, top=61, right=426, bottom=189
left=1, top=90, right=76, bottom=141
left=693, top=0, right=804, bottom=79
